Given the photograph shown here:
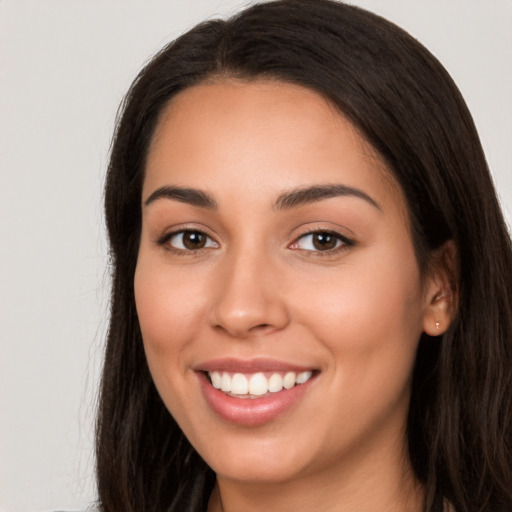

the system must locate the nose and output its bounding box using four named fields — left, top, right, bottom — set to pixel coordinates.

left=208, top=248, right=290, bottom=338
